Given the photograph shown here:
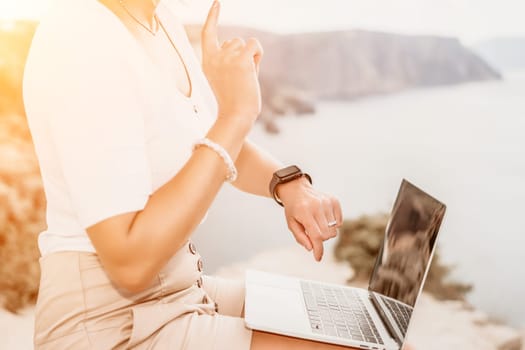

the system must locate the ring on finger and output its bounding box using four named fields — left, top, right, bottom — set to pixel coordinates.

left=327, top=220, right=337, bottom=228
